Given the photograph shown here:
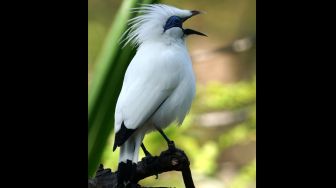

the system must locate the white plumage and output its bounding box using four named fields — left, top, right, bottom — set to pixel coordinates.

left=113, top=3, right=205, bottom=166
